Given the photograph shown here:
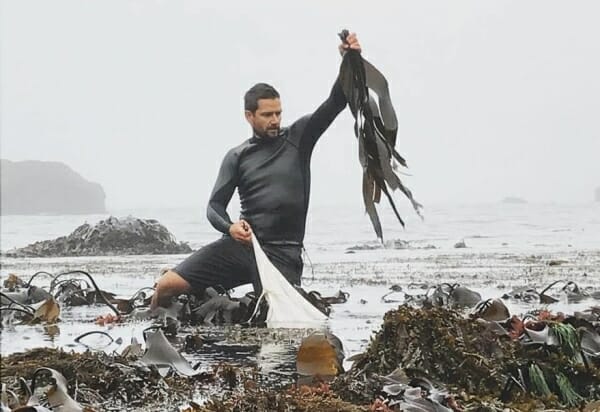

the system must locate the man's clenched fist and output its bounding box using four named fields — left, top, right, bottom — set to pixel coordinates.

left=229, top=219, right=252, bottom=245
